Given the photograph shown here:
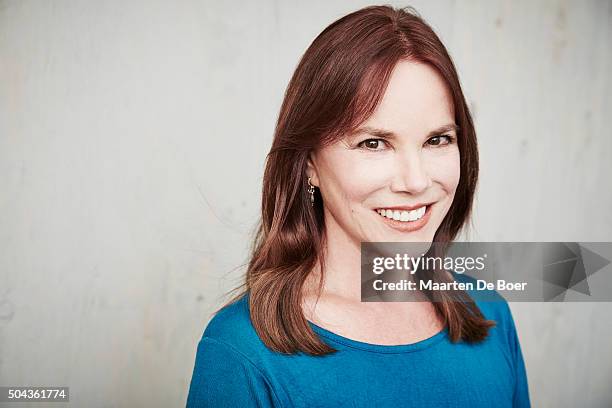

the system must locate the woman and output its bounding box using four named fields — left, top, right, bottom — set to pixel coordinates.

left=187, top=5, right=530, bottom=407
